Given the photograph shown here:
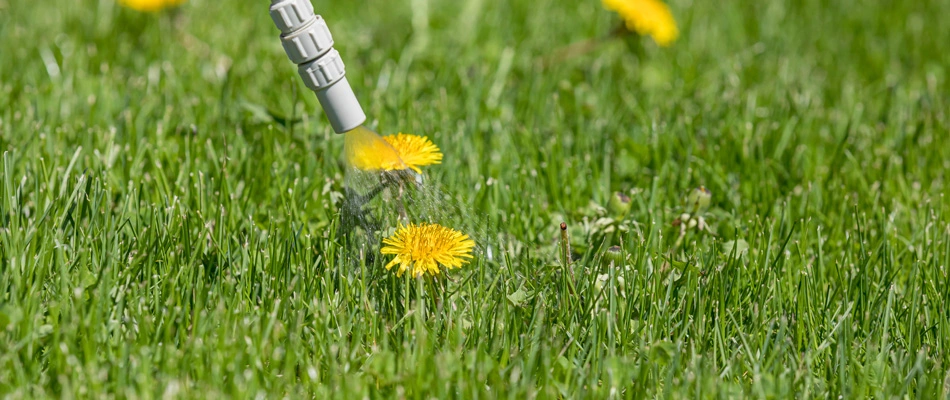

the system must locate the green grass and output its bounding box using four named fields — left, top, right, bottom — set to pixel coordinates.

left=2, top=0, right=950, bottom=397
